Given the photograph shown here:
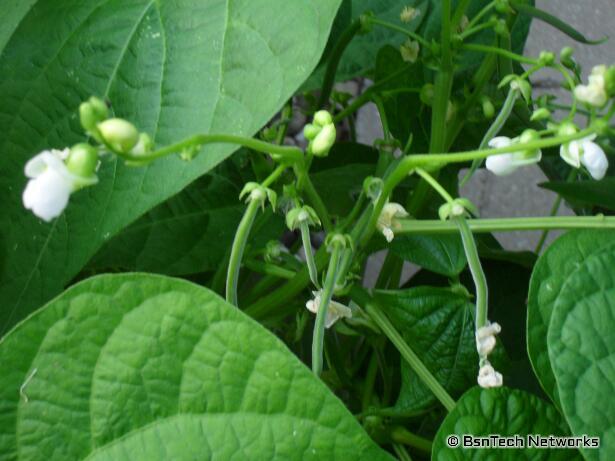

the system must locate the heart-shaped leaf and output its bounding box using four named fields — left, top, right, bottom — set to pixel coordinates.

left=548, top=242, right=615, bottom=460
left=432, top=387, right=581, bottom=460
left=374, top=287, right=477, bottom=413
left=0, top=273, right=393, bottom=461
left=527, top=230, right=615, bottom=406
left=0, top=0, right=341, bottom=331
